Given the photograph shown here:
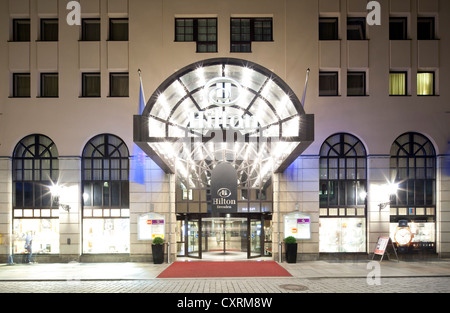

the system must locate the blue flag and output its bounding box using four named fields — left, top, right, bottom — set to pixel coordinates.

left=130, top=73, right=146, bottom=184
left=445, top=141, right=450, bottom=177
